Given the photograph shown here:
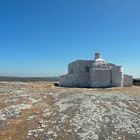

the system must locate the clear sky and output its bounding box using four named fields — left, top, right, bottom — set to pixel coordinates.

left=0, top=0, right=140, bottom=78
